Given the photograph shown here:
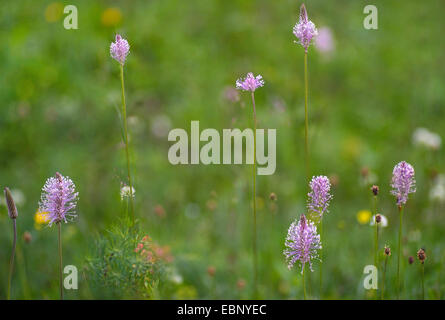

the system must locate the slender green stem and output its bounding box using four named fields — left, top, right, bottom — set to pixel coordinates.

left=58, top=222, right=63, bottom=300
left=120, top=64, right=135, bottom=226
left=304, top=52, right=309, bottom=181
left=319, top=216, right=323, bottom=298
left=373, top=196, right=378, bottom=299
left=382, top=256, right=388, bottom=300
left=421, top=263, right=425, bottom=300
left=7, top=219, right=17, bottom=300
left=251, top=92, right=258, bottom=298
left=396, top=205, right=403, bottom=299
left=302, top=264, right=306, bottom=300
